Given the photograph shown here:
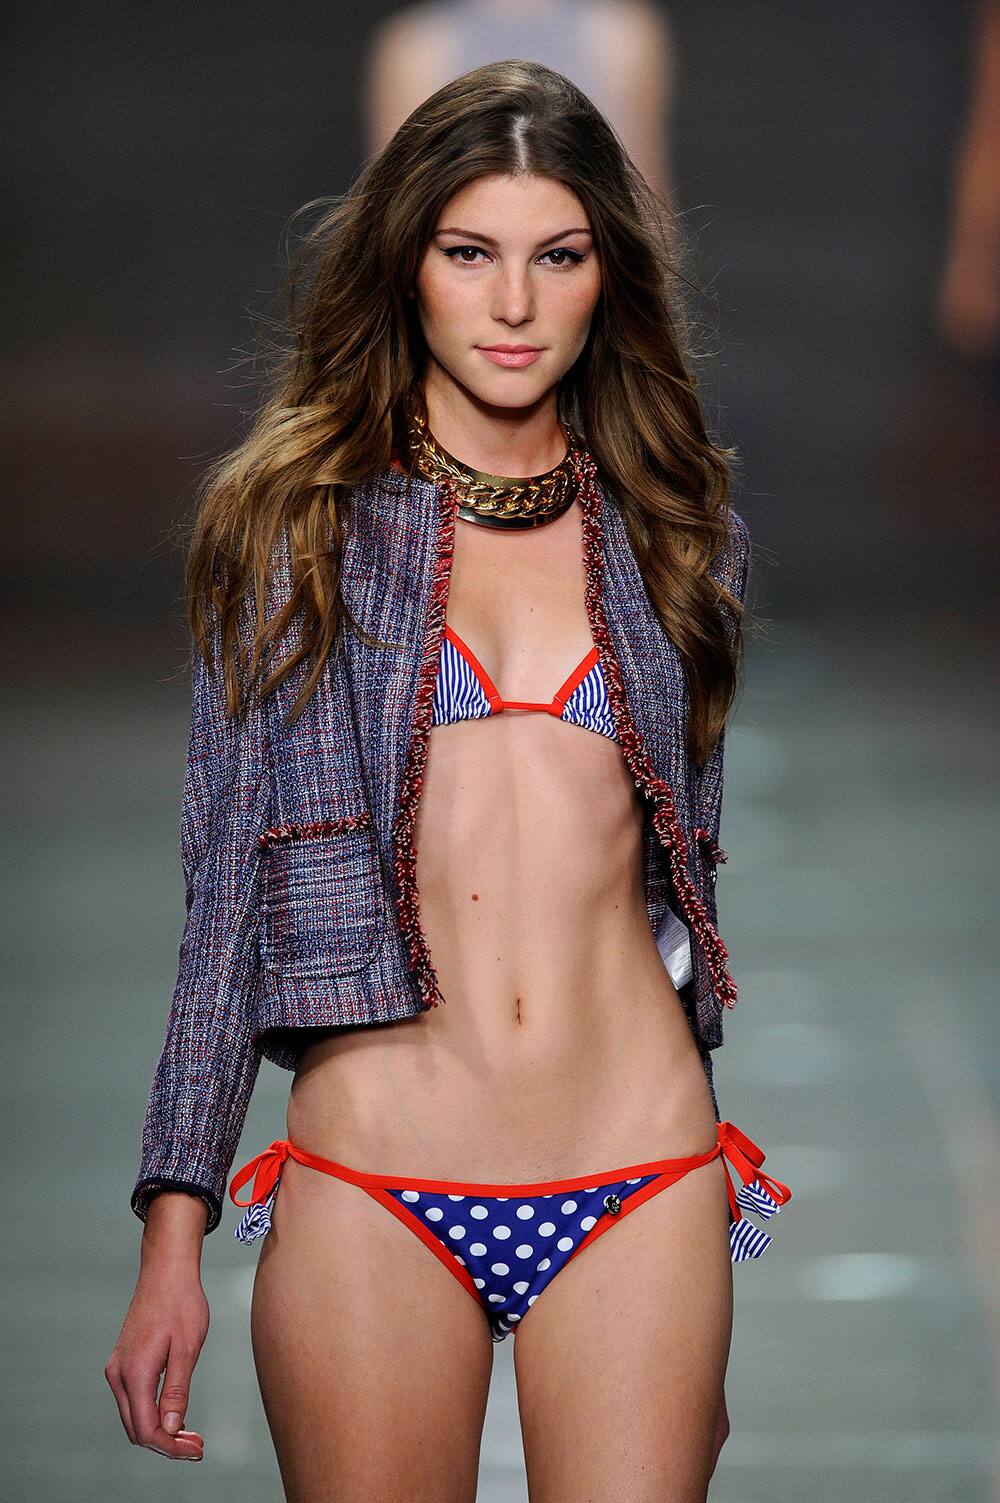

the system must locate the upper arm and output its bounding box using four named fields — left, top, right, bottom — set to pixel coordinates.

left=693, top=509, right=752, bottom=841
left=708, top=508, right=752, bottom=649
